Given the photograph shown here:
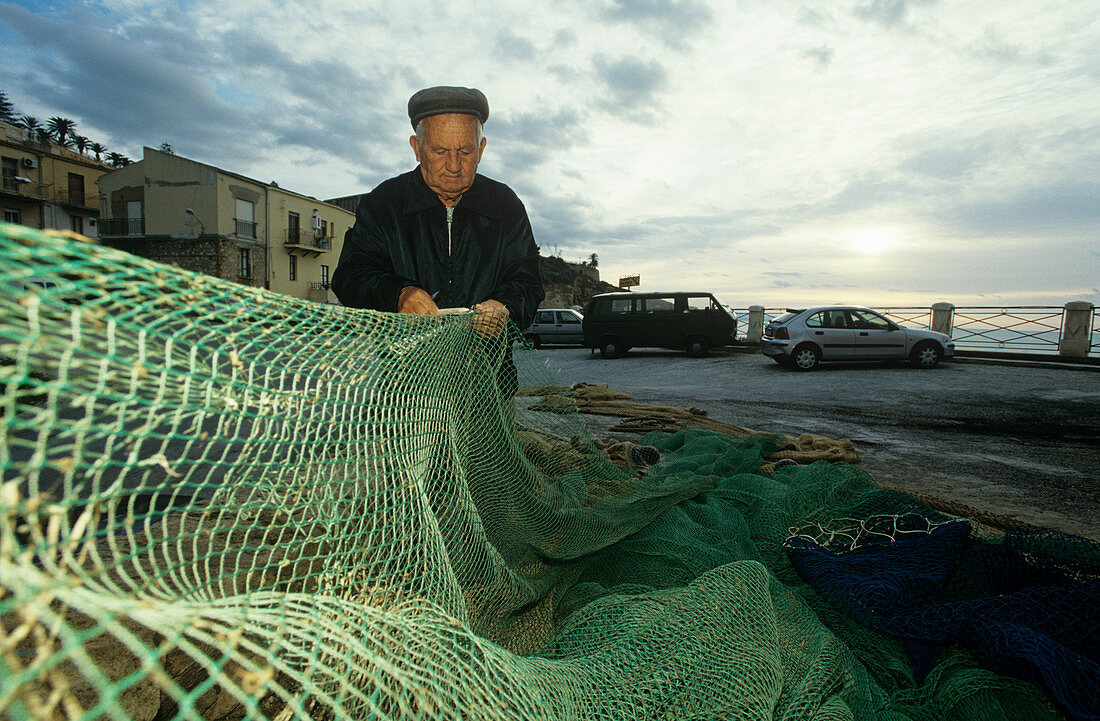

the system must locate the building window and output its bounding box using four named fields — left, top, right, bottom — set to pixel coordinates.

left=2, top=158, right=17, bottom=192
left=320, top=264, right=329, bottom=289
left=240, top=248, right=252, bottom=279
left=288, top=254, right=297, bottom=281
left=67, top=173, right=85, bottom=207
left=4, top=208, right=21, bottom=225
left=235, top=199, right=256, bottom=239
left=70, top=215, right=83, bottom=234
left=288, top=211, right=300, bottom=244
